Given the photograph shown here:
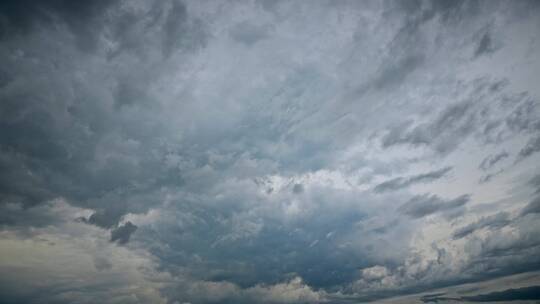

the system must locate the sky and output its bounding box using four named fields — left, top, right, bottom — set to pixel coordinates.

left=0, top=1, right=540, bottom=303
